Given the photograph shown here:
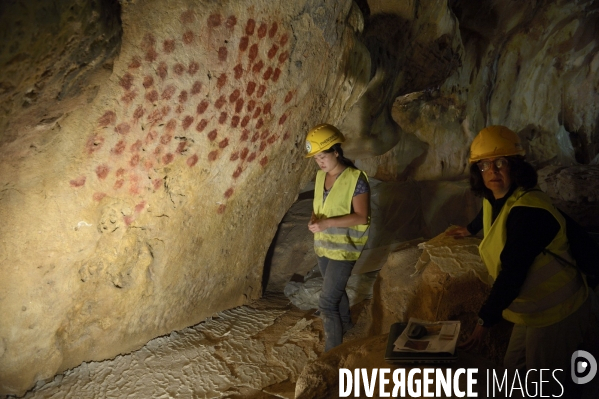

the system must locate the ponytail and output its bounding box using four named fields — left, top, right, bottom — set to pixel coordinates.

left=324, top=143, right=357, bottom=169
